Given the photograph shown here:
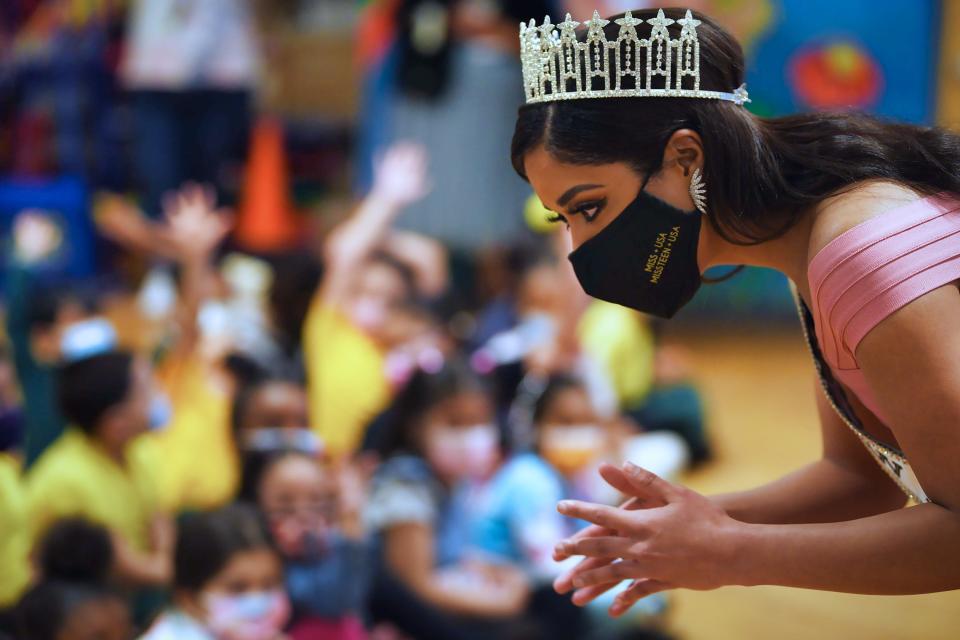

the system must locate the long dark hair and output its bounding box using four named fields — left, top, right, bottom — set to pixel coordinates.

left=511, top=8, right=960, bottom=245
